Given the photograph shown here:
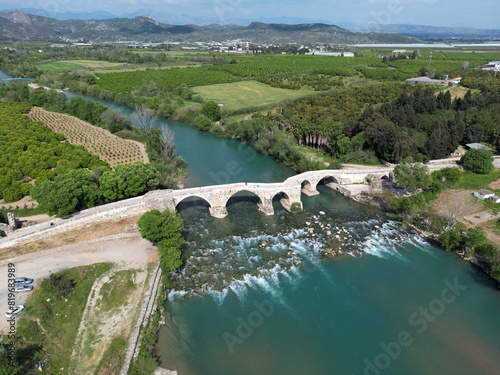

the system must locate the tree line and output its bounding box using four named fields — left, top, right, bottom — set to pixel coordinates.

left=276, top=73, right=500, bottom=164
left=32, top=163, right=160, bottom=217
